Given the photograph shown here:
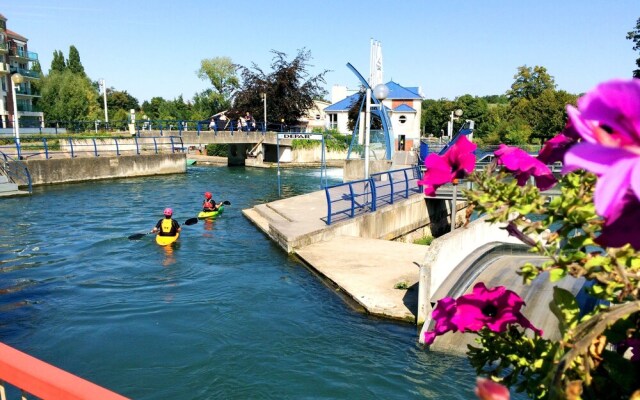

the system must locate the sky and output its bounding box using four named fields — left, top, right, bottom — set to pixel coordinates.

left=3, top=1, right=639, bottom=104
